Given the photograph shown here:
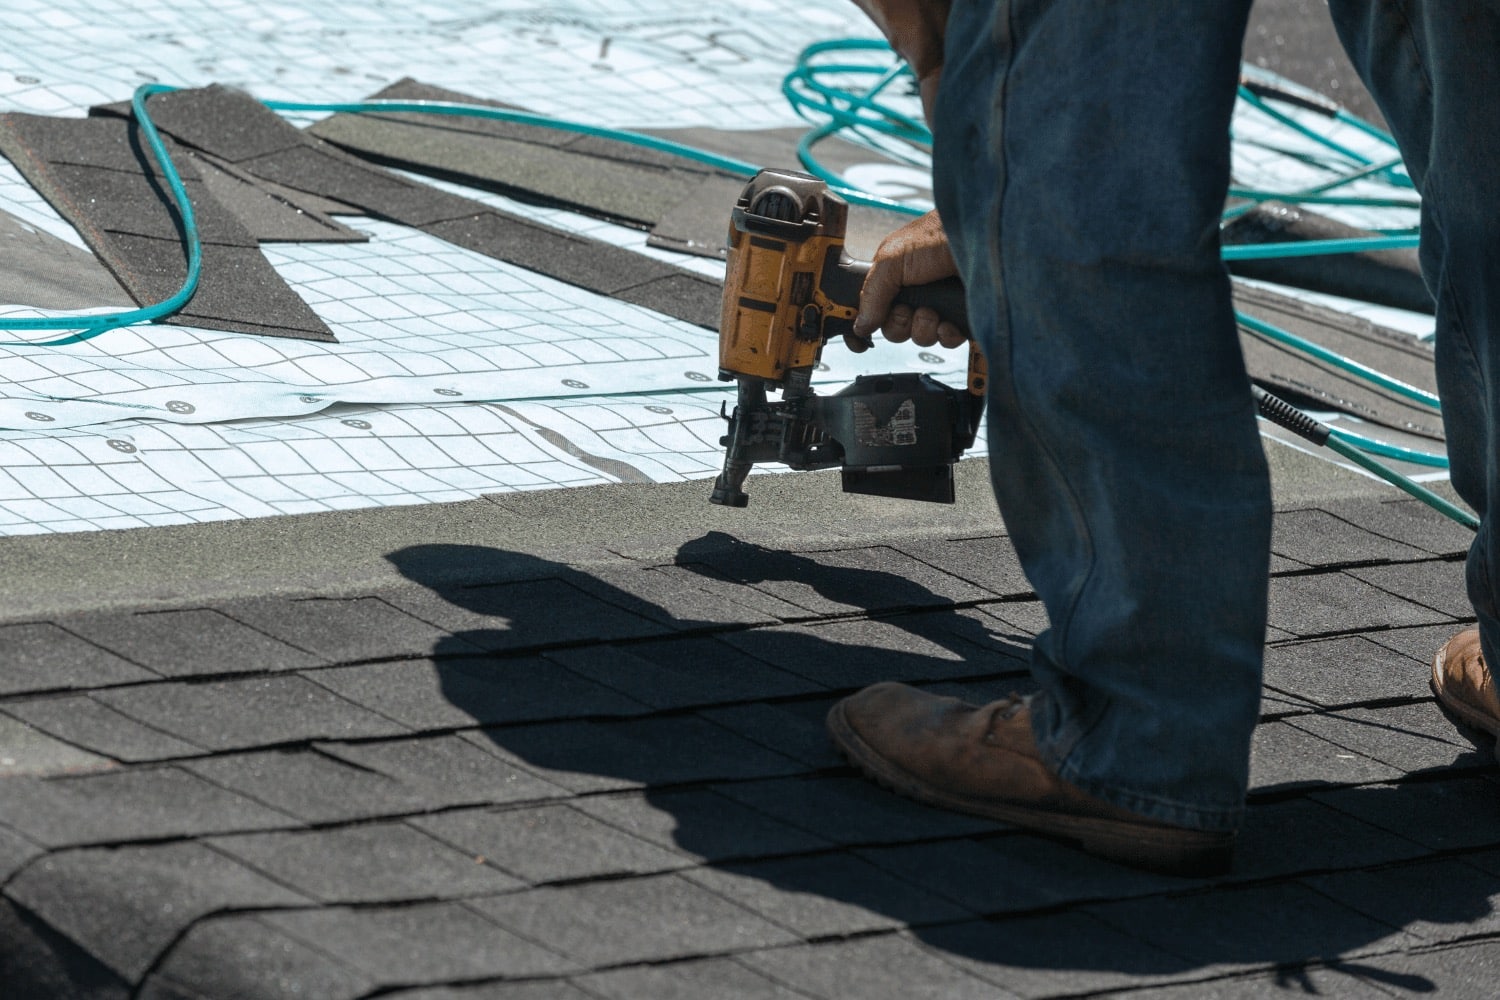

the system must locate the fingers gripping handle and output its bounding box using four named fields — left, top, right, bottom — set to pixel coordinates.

left=839, top=257, right=984, bottom=397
